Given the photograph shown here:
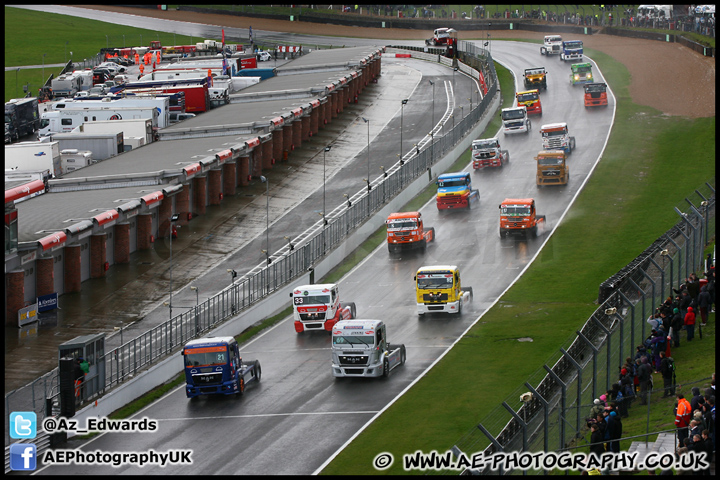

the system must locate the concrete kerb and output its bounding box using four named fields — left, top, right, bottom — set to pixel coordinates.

left=70, top=77, right=500, bottom=429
